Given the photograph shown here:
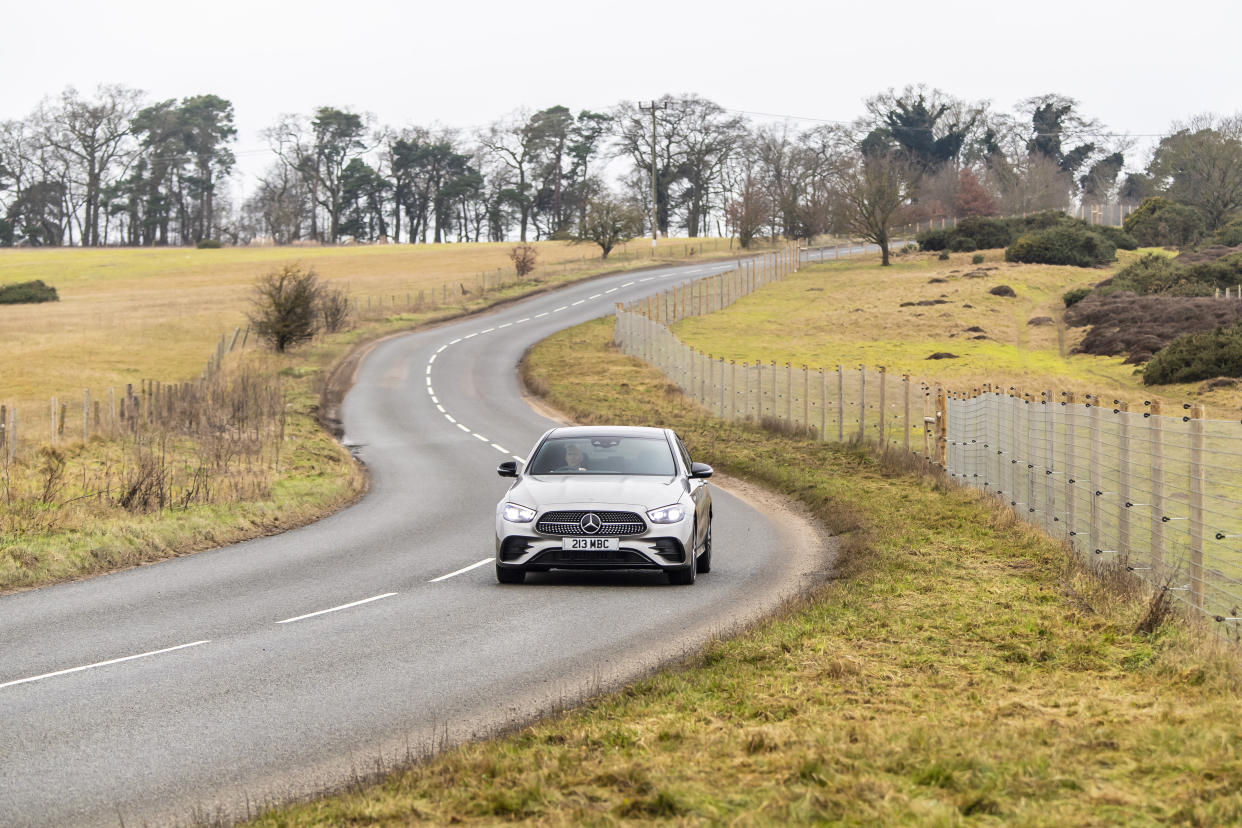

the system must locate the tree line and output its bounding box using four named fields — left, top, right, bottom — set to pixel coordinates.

left=2, top=85, right=1240, bottom=252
